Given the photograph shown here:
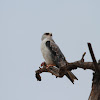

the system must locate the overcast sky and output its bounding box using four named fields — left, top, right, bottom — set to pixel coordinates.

left=0, top=0, right=100, bottom=100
